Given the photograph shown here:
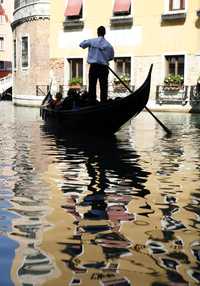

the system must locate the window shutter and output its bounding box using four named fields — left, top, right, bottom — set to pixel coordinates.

left=113, top=0, right=131, bottom=14
left=64, top=0, right=82, bottom=17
